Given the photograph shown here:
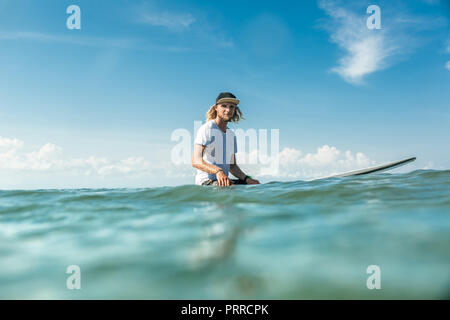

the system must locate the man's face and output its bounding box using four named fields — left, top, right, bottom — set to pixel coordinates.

left=215, top=103, right=236, bottom=121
